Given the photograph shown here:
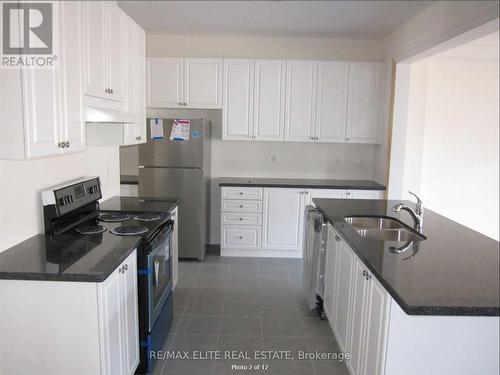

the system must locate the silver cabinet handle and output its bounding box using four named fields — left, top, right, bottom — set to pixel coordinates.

left=345, top=137, right=350, bottom=141
left=153, top=260, right=160, bottom=287
left=310, top=137, right=314, bottom=140
left=110, top=89, right=113, bottom=94
left=105, top=88, right=109, bottom=93
left=239, top=205, right=243, bottom=208
left=335, top=235, right=341, bottom=242
left=124, top=264, right=128, bottom=271
left=135, top=136, right=142, bottom=141
left=60, top=142, right=66, bottom=149
left=238, top=236, right=243, bottom=239
left=65, top=141, right=70, bottom=148
left=239, top=217, right=243, bottom=221
left=362, top=270, right=367, bottom=277
left=58, top=142, right=62, bottom=148
left=239, top=192, right=244, bottom=195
